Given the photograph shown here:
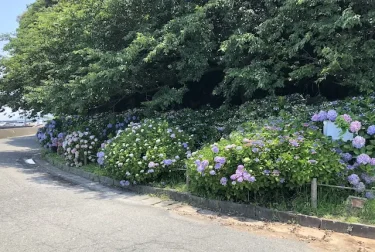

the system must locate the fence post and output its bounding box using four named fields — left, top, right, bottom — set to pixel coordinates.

left=311, top=178, right=317, bottom=209
left=84, top=153, right=87, bottom=166
left=186, top=172, right=190, bottom=188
